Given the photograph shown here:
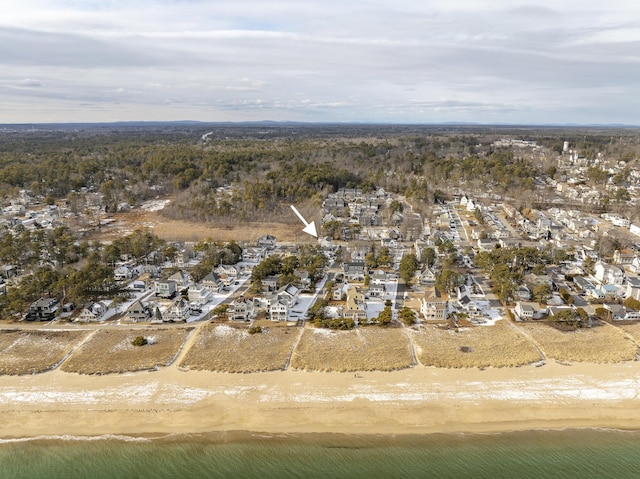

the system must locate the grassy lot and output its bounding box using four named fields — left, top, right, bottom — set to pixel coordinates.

left=61, top=328, right=192, bottom=374
left=290, top=326, right=414, bottom=372
left=518, top=320, right=638, bottom=363
left=410, top=320, right=542, bottom=368
left=0, top=329, right=89, bottom=375
left=180, top=323, right=300, bottom=373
